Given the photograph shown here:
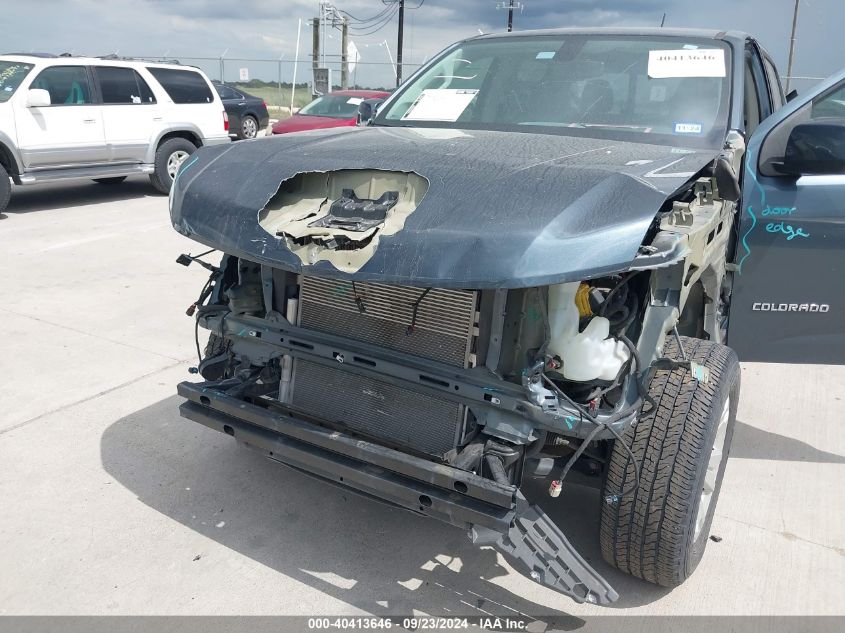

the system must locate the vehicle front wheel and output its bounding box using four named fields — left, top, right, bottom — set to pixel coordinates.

left=599, top=335, right=740, bottom=587
left=93, top=177, right=127, bottom=185
left=238, top=115, right=259, bottom=140
left=0, top=163, right=11, bottom=214
left=149, top=137, right=197, bottom=194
